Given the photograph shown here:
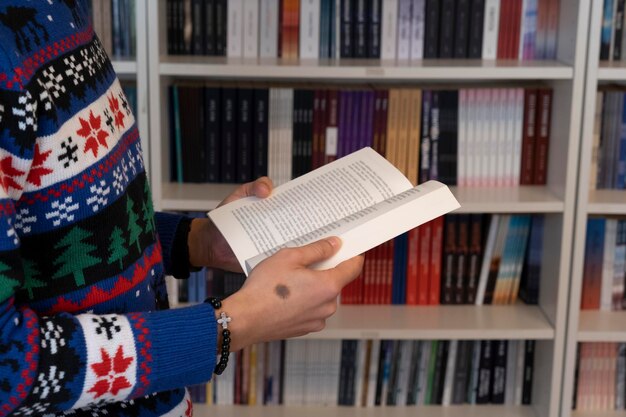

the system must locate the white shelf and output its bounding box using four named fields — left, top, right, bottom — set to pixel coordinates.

left=112, top=60, right=138, bottom=75
left=159, top=56, right=573, bottom=81
left=577, top=310, right=626, bottom=342
left=307, top=304, right=554, bottom=340
left=192, top=404, right=538, bottom=417
left=586, top=189, right=626, bottom=214
left=161, top=182, right=565, bottom=213
left=573, top=412, right=626, bottom=417
left=597, top=61, right=626, bottom=80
